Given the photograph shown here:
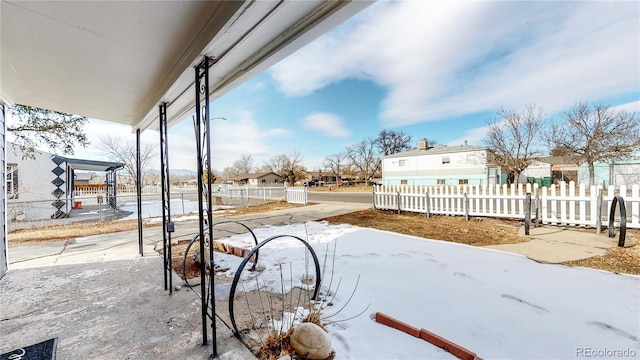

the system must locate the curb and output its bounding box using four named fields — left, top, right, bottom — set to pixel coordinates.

left=375, top=312, right=480, bottom=360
